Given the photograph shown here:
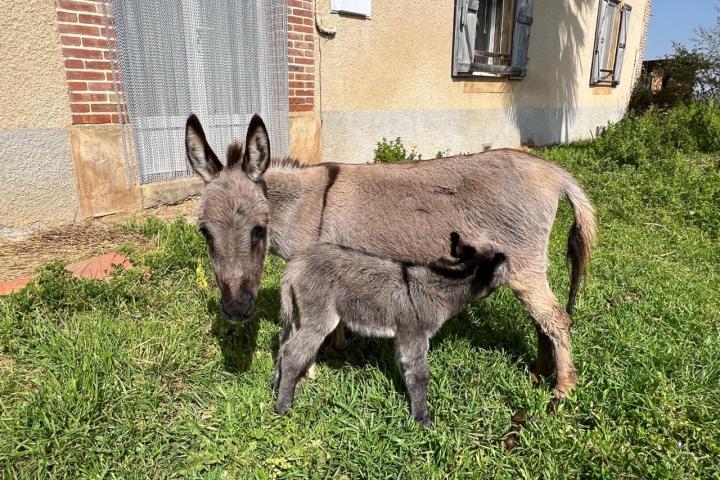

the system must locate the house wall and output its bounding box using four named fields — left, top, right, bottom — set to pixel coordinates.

left=0, top=0, right=79, bottom=239
left=315, top=0, right=652, bottom=162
